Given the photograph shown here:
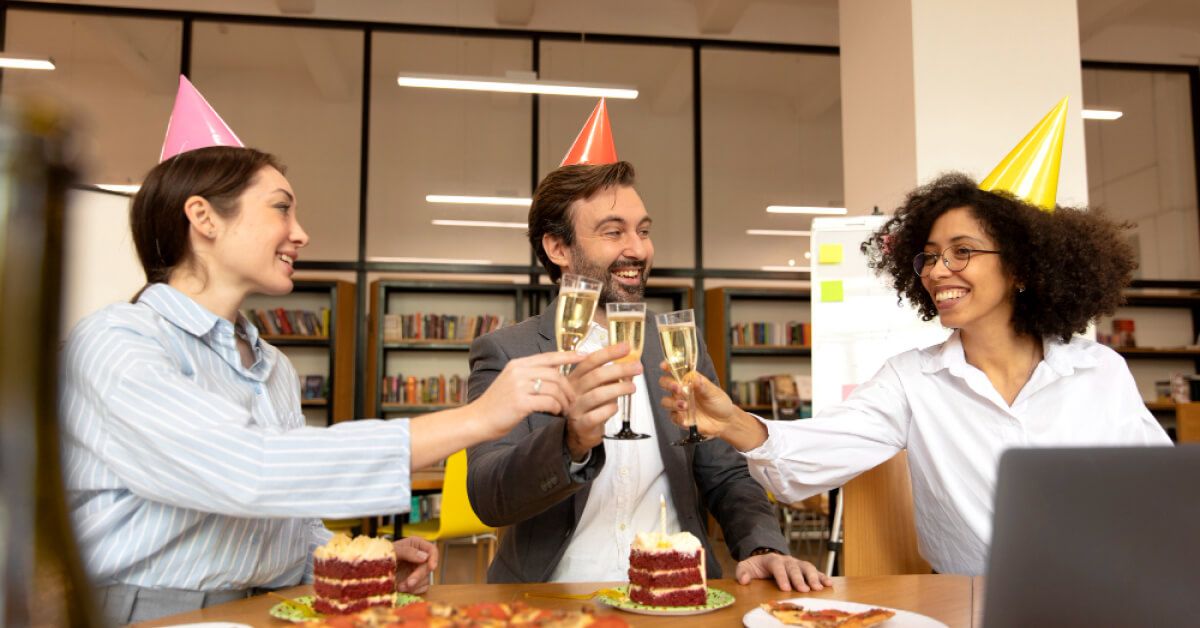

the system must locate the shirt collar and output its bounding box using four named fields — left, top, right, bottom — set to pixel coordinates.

left=138, top=283, right=225, bottom=338
left=920, top=329, right=1100, bottom=377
